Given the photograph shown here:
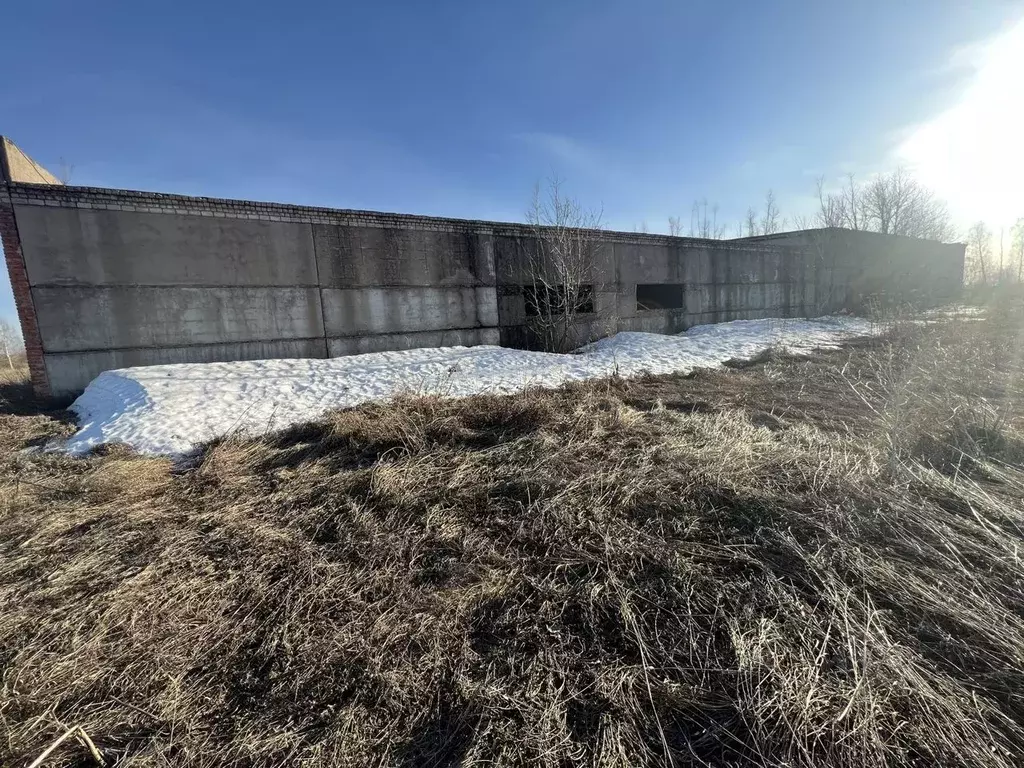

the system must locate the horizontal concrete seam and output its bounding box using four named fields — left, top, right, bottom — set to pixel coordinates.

left=43, top=337, right=332, bottom=357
